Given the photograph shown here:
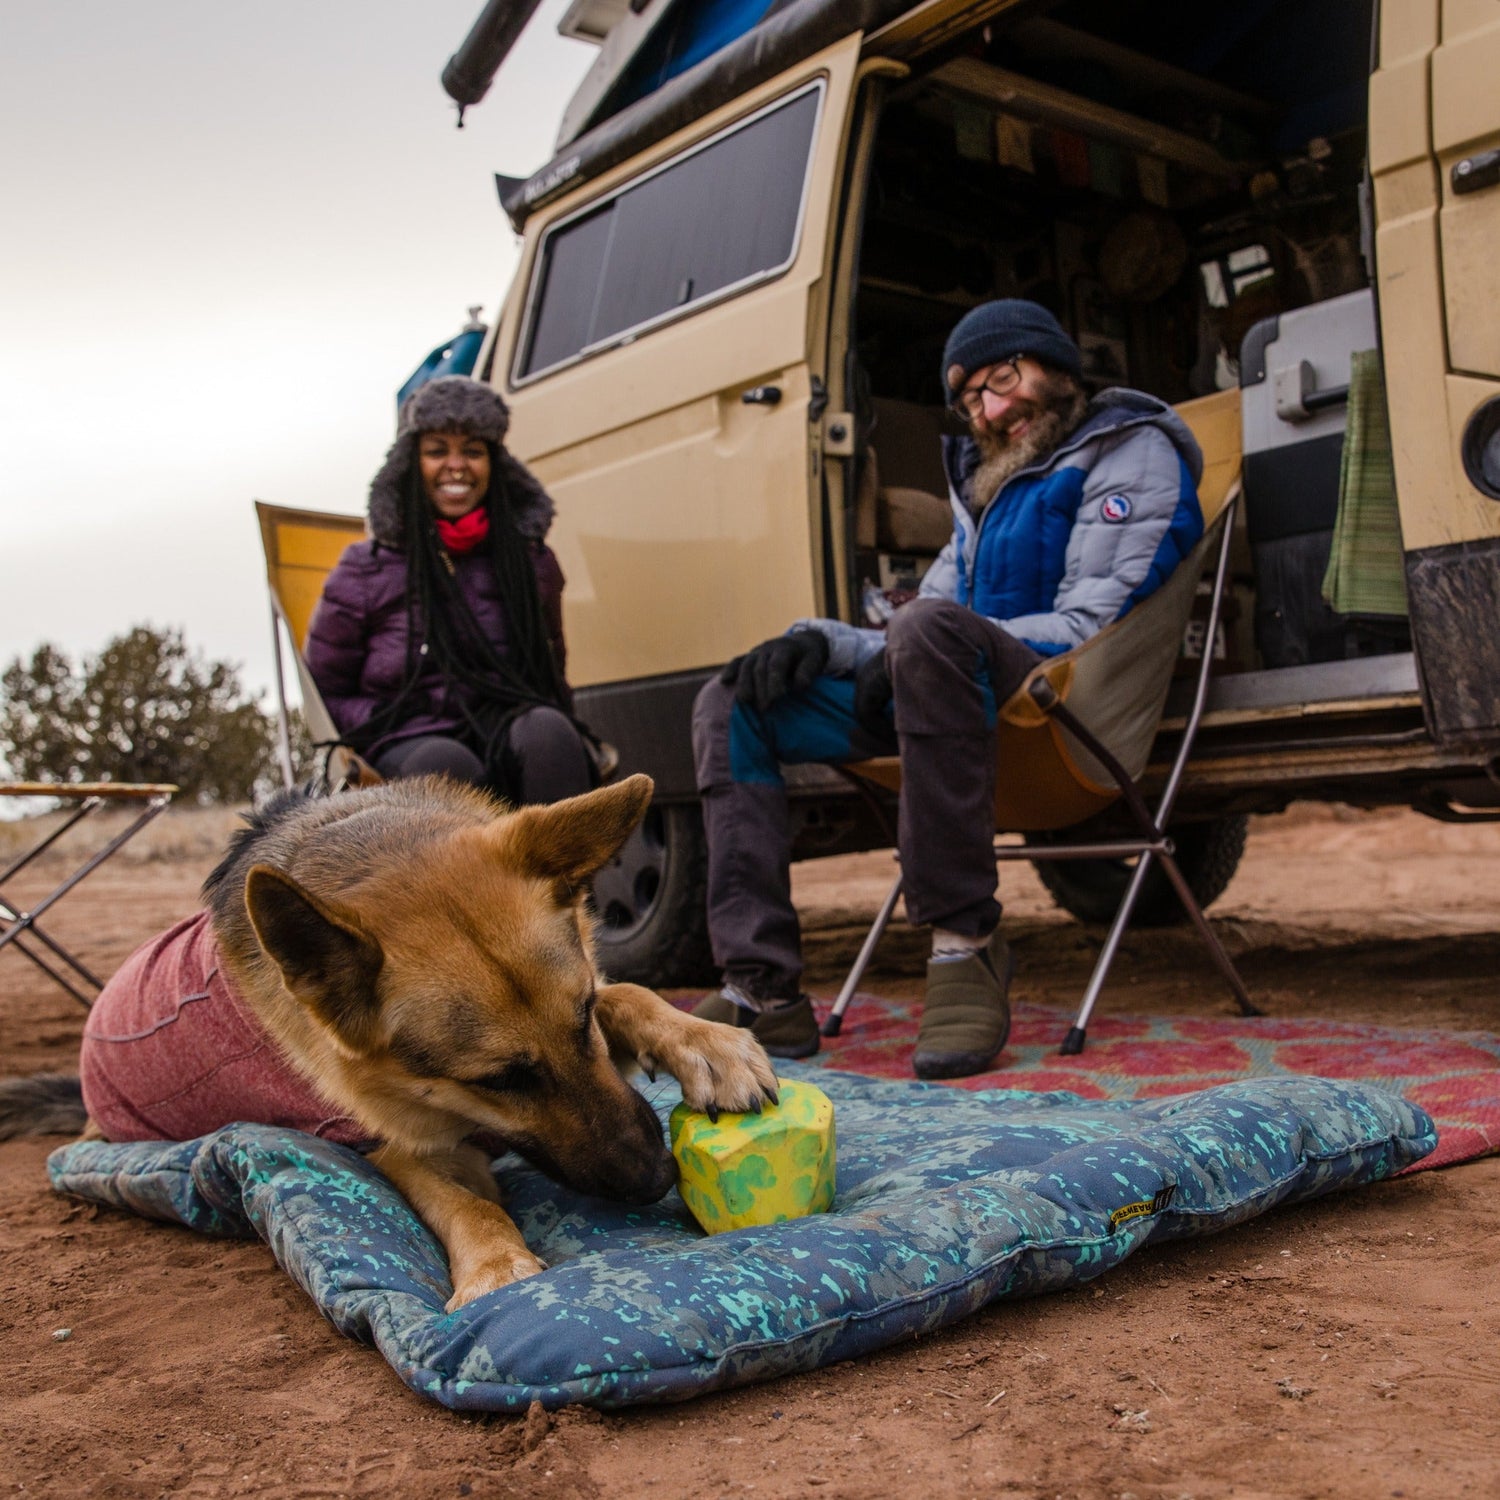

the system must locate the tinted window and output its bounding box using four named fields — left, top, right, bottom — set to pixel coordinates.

left=518, top=86, right=821, bottom=380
